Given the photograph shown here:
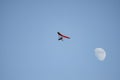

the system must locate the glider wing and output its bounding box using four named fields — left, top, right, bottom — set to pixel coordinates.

left=57, top=32, right=70, bottom=39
